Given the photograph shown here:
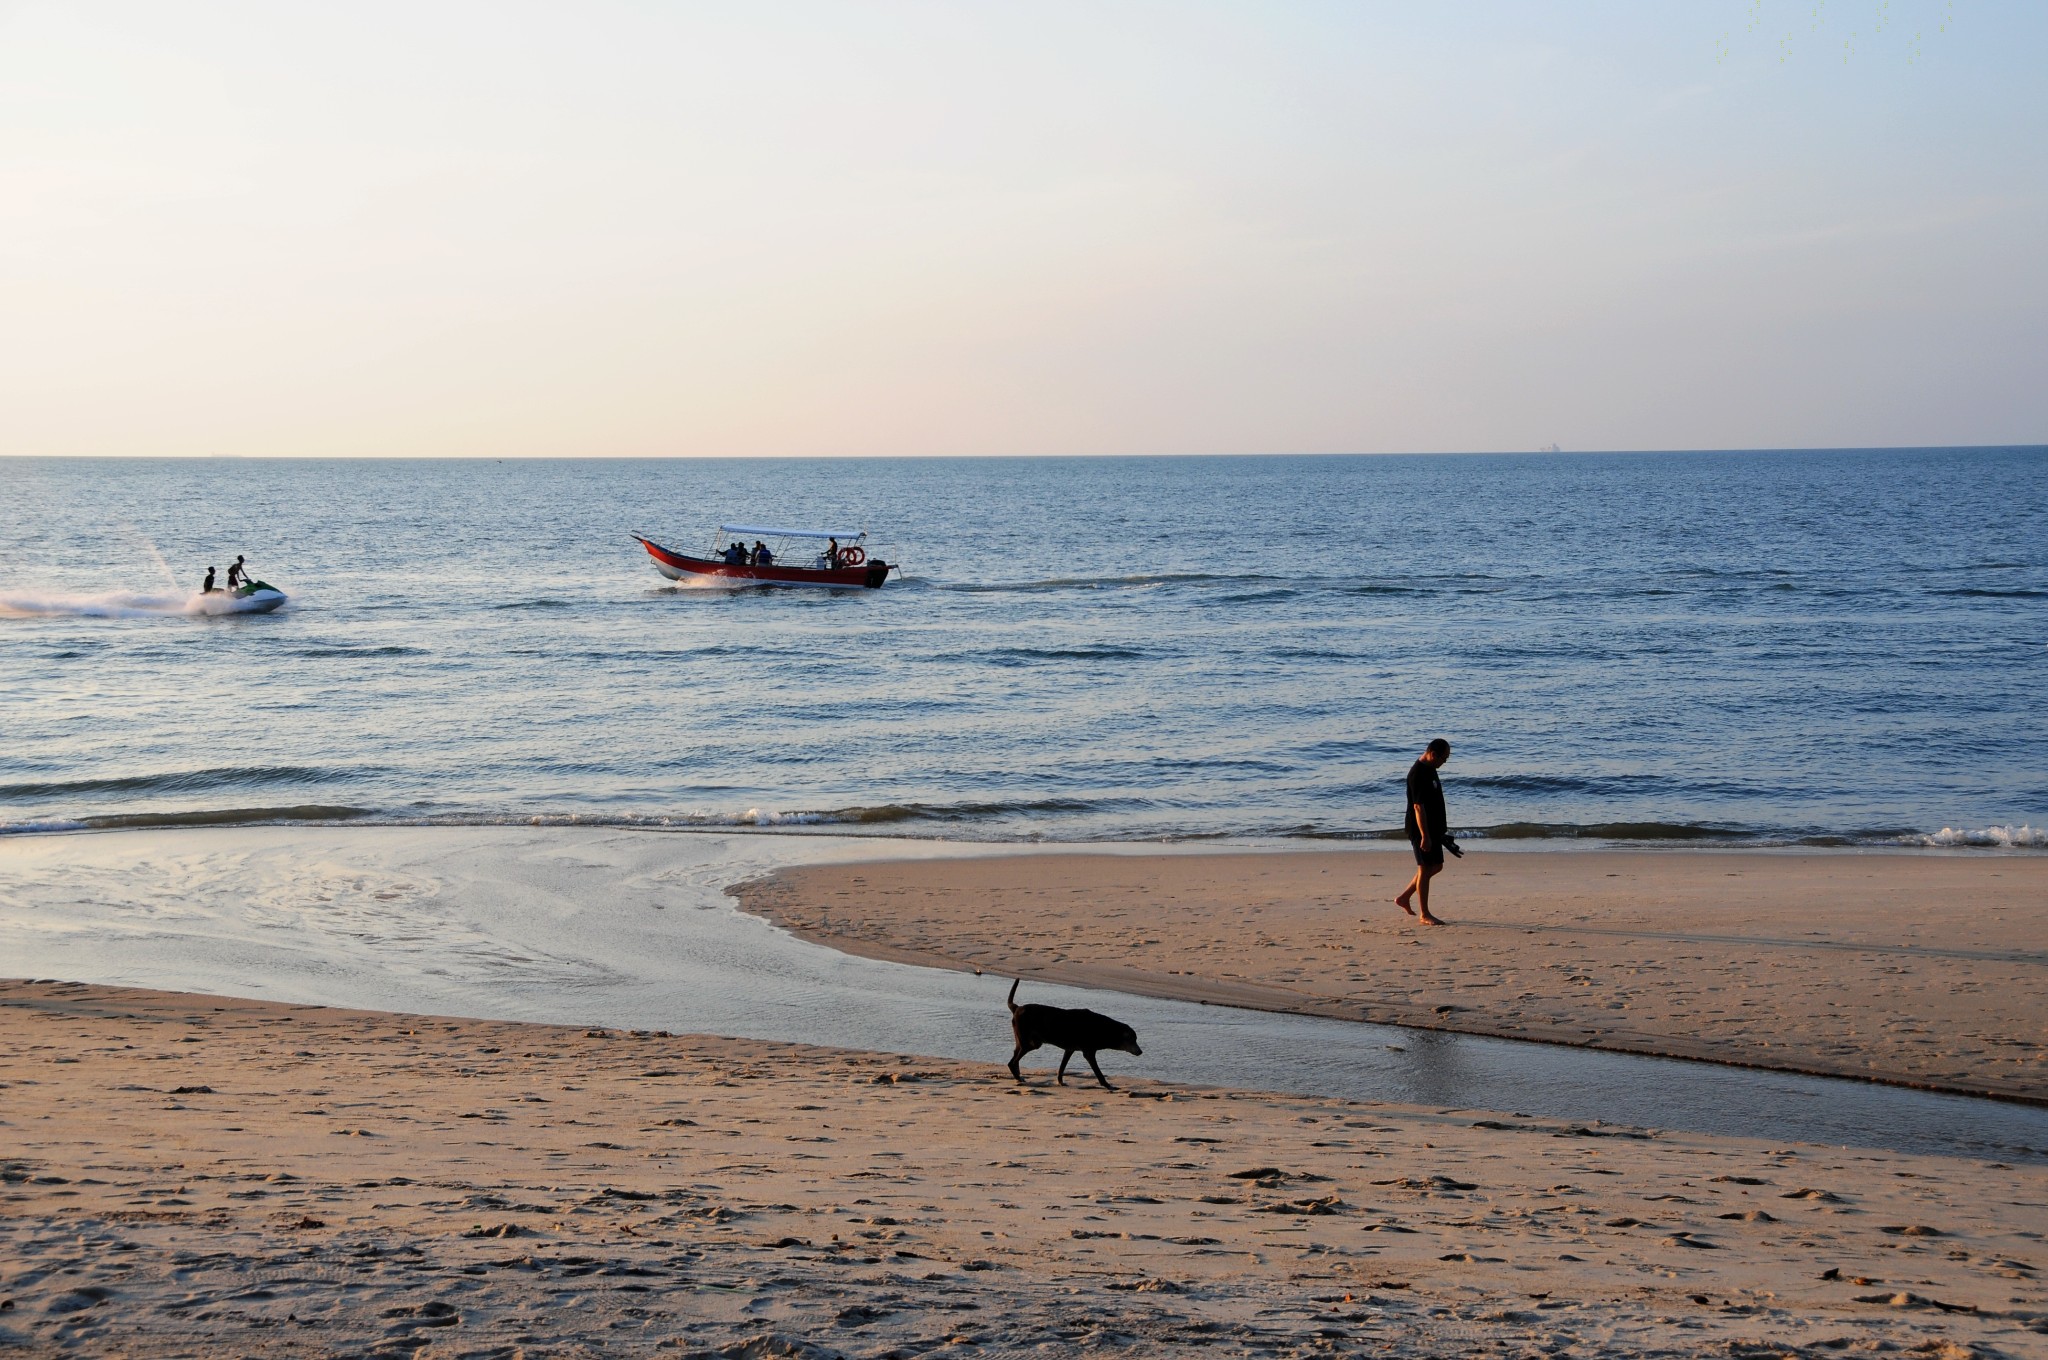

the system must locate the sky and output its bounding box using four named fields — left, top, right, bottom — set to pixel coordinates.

left=1, top=1, right=2043, bottom=457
